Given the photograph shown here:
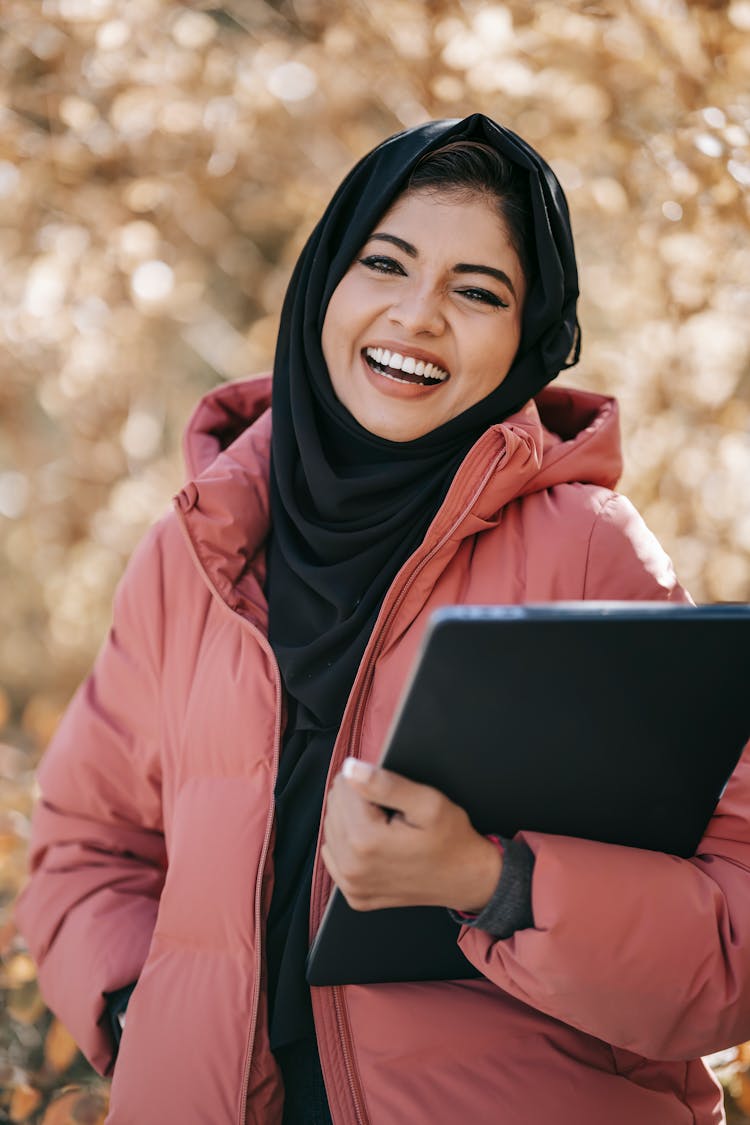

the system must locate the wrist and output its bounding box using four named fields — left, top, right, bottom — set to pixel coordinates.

left=453, top=834, right=504, bottom=916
